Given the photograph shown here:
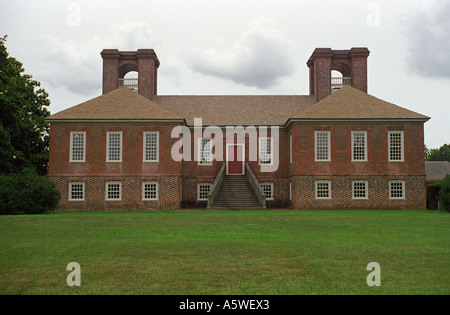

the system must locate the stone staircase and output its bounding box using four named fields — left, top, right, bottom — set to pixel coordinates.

left=210, top=175, right=263, bottom=210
